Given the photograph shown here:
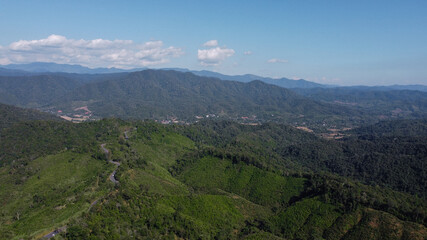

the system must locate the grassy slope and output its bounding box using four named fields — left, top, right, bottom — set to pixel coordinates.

left=178, top=156, right=306, bottom=206
left=66, top=123, right=426, bottom=239
left=0, top=120, right=425, bottom=239
left=0, top=151, right=113, bottom=239
left=0, top=103, right=60, bottom=133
